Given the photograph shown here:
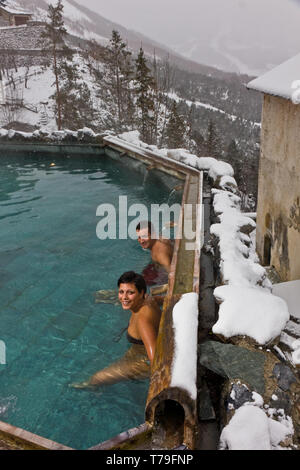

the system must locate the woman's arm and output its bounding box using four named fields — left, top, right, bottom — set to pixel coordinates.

left=138, top=311, right=158, bottom=365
